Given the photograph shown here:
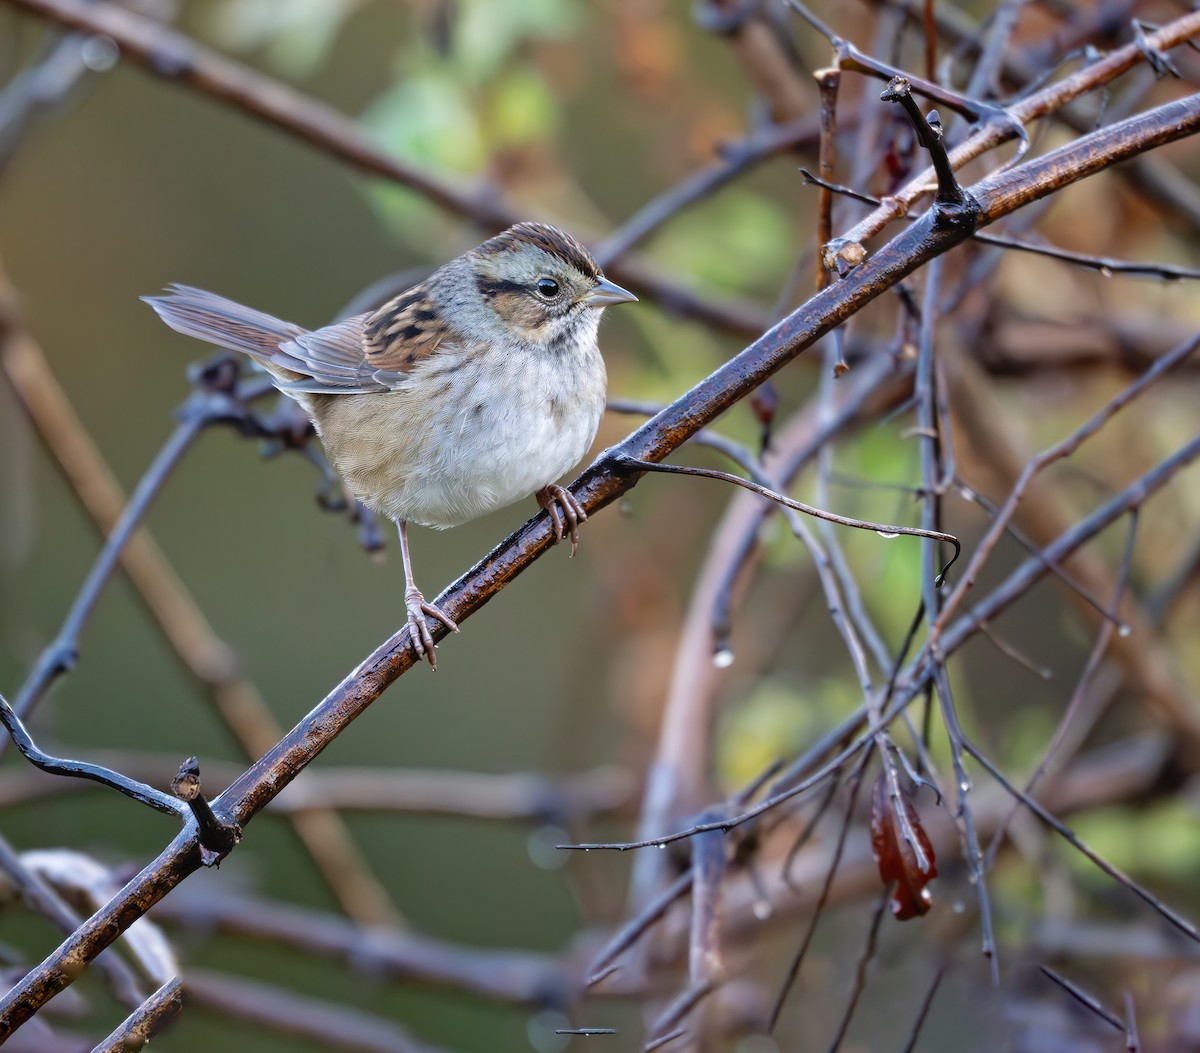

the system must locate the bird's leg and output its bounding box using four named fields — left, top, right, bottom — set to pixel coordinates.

left=536, top=484, right=587, bottom=558
left=397, top=520, right=458, bottom=670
